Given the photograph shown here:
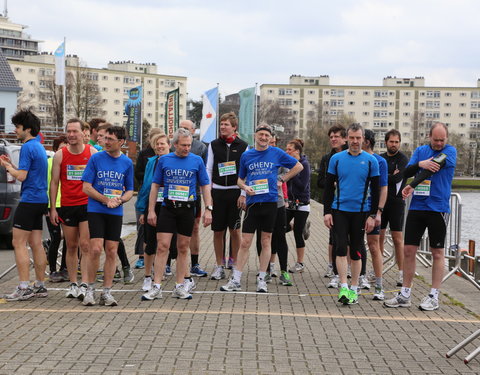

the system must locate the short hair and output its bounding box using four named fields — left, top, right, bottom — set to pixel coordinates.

left=52, top=135, right=68, bottom=152
left=328, top=124, right=346, bottom=138
left=148, top=127, right=162, bottom=140
left=150, top=133, right=169, bottom=149
left=255, top=122, right=274, bottom=135
left=173, top=127, right=192, bottom=144
left=220, top=112, right=238, bottom=130
left=106, top=126, right=127, bottom=140
left=11, top=109, right=41, bottom=137
left=97, top=122, right=112, bottom=132
left=88, top=118, right=106, bottom=131
left=364, top=129, right=376, bottom=149
left=288, top=138, right=304, bottom=154
left=429, top=122, right=448, bottom=137
left=83, top=122, right=91, bottom=132
left=66, top=118, right=84, bottom=131
left=385, top=129, right=401, bottom=142
left=347, top=123, right=364, bottom=136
